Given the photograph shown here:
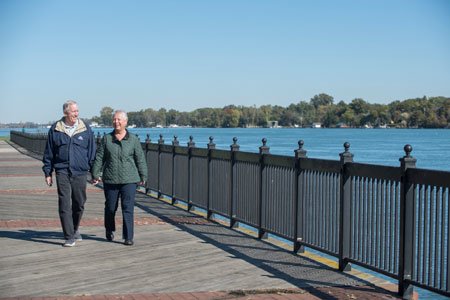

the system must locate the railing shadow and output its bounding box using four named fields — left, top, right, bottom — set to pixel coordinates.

left=0, top=229, right=105, bottom=245
left=134, top=193, right=400, bottom=300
